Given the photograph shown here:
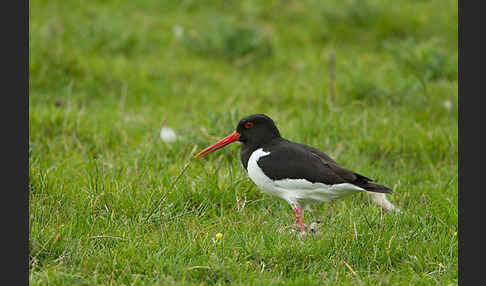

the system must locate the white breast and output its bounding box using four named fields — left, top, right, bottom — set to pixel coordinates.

left=247, top=148, right=275, bottom=194
left=246, top=148, right=365, bottom=208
